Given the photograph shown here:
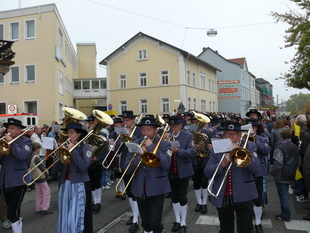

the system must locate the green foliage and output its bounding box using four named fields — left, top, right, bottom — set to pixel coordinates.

left=271, top=0, right=310, bottom=90
left=286, top=92, right=310, bottom=114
